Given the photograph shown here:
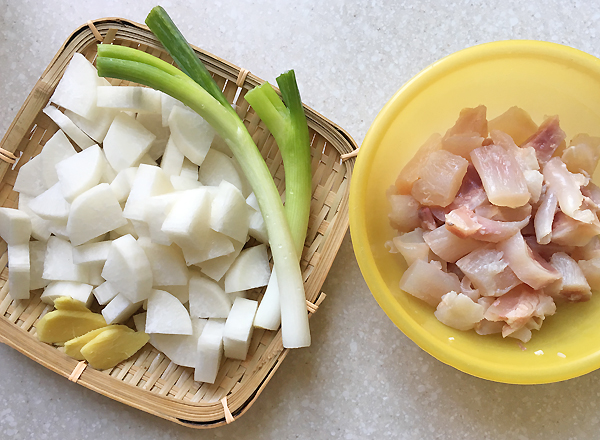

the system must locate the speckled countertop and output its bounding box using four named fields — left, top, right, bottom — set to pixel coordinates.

left=2, top=1, right=600, bottom=439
